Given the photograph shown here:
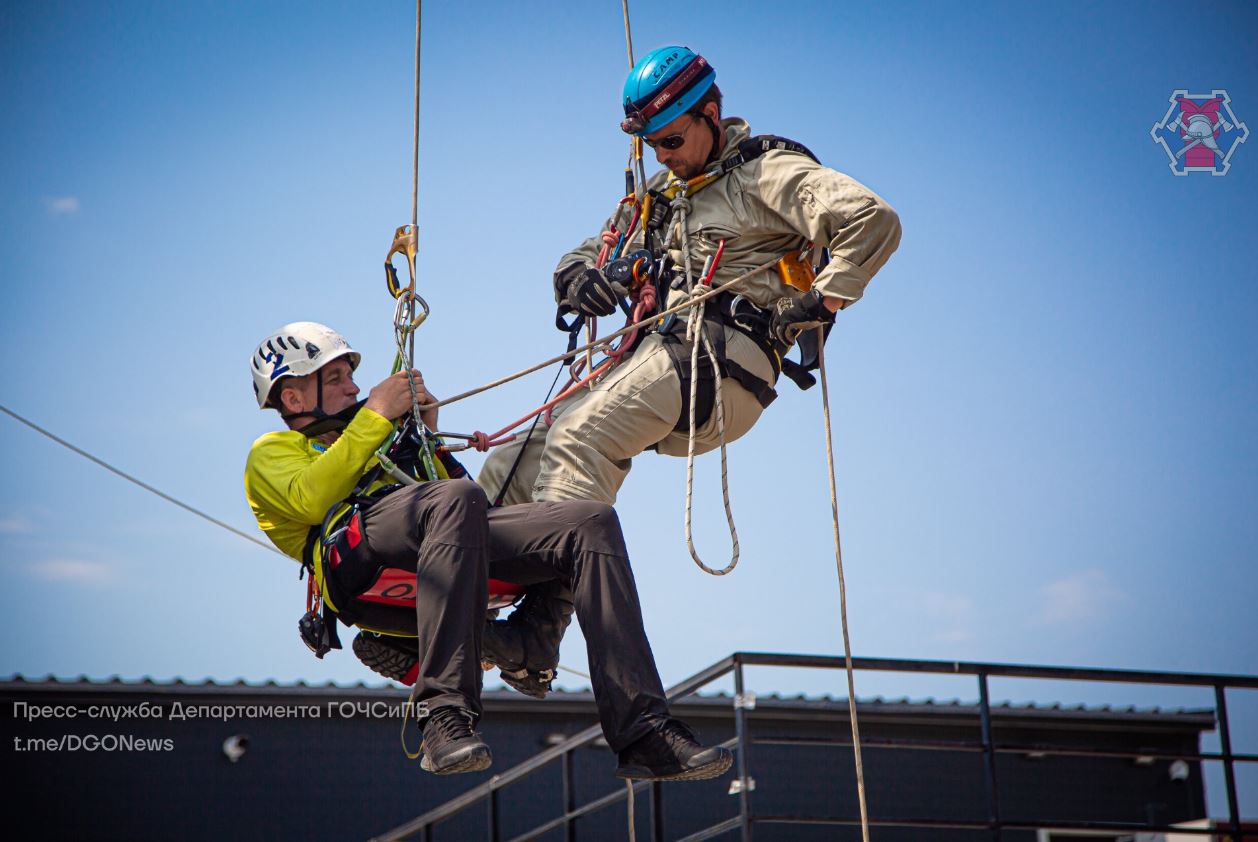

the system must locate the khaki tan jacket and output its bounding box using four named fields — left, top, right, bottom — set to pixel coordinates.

left=556, top=118, right=902, bottom=312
